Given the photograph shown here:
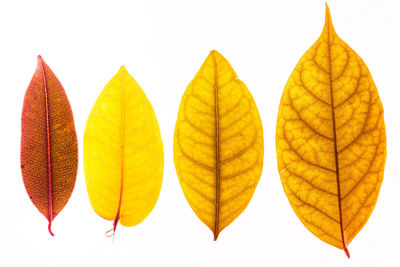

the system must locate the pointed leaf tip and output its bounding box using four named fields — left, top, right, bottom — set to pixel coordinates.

left=37, top=55, right=44, bottom=63
left=325, top=3, right=331, bottom=21
left=322, top=2, right=337, bottom=38
left=119, top=65, right=128, bottom=76
left=210, top=50, right=222, bottom=57
left=324, top=4, right=332, bottom=27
